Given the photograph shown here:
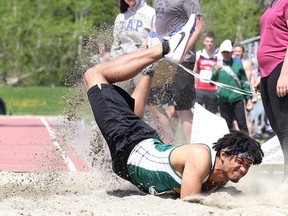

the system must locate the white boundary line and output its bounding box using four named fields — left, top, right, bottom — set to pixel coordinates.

left=40, top=117, right=77, bottom=172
